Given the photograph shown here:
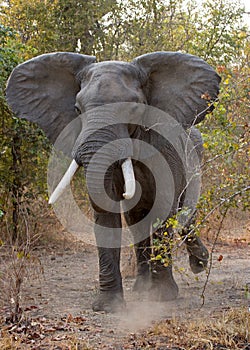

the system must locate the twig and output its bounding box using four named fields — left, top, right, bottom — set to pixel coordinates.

left=200, top=206, right=229, bottom=307
left=176, top=185, right=250, bottom=249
